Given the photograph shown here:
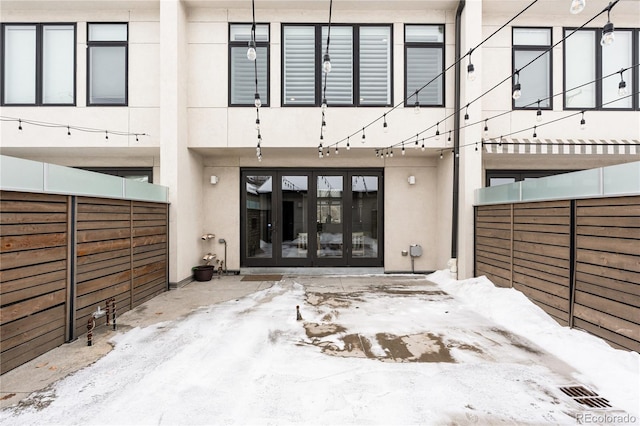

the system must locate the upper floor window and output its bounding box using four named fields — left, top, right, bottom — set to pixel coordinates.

left=405, top=24, right=444, bottom=108
left=87, top=23, right=128, bottom=105
left=282, top=24, right=392, bottom=107
left=564, top=28, right=636, bottom=110
left=512, top=27, right=552, bottom=109
left=2, top=23, right=76, bottom=106
left=229, top=23, right=269, bottom=107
